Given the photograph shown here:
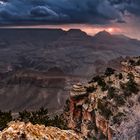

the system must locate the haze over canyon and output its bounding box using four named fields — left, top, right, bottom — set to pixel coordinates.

left=0, top=28, right=139, bottom=112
